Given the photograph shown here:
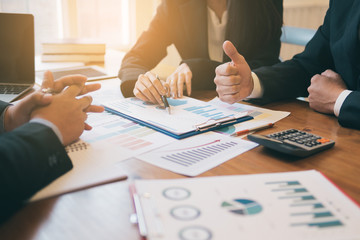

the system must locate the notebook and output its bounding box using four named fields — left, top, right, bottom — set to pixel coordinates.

left=0, top=13, right=35, bottom=102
